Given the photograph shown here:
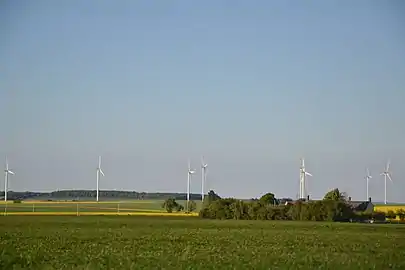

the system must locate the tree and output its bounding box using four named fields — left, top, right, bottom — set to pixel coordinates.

left=386, top=210, right=397, bottom=220
left=323, top=188, right=345, bottom=201
left=162, top=198, right=179, bottom=213
left=396, top=209, right=405, bottom=221
left=176, top=204, right=184, bottom=212
left=187, top=200, right=197, bottom=212
left=259, top=193, right=278, bottom=205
